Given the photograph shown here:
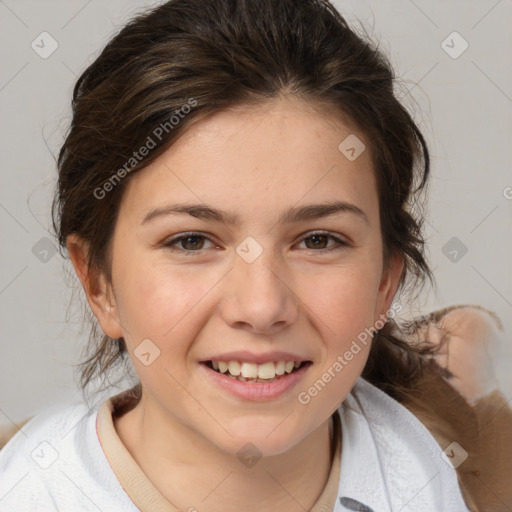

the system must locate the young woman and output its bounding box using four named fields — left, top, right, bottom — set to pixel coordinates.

left=0, top=1, right=510, bottom=511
